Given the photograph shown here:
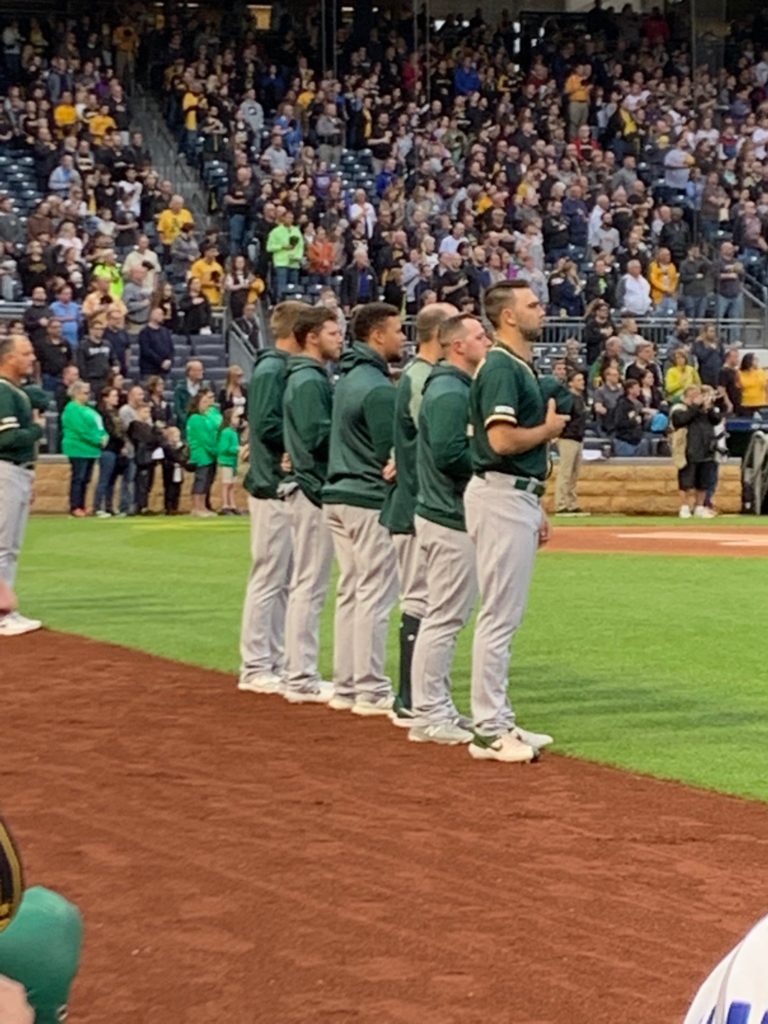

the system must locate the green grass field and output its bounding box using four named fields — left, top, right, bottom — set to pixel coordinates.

left=17, top=515, right=768, bottom=802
